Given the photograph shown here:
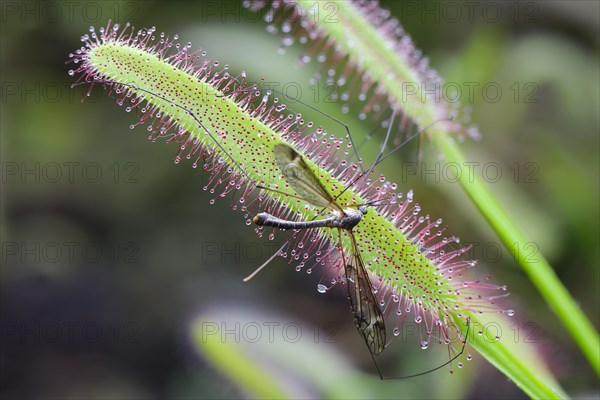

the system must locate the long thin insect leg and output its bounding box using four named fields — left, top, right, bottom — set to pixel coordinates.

left=274, top=90, right=363, bottom=171
left=73, top=80, right=264, bottom=189
left=370, top=348, right=384, bottom=380
left=366, top=108, right=397, bottom=174
left=243, top=239, right=289, bottom=282
left=355, top=119, right=388, bottom=154
left=220, top=80, right=419, bottom=214
left=373, top=116, right=453, bottom=169
left=416, top=130, right=423, bottom=163
left=244, top=202, right=336, bottom=281
left=330, top=108, right=397, bottom=203
left=75, top=79, right=341, bottom=203
left=330, top=112, right=452, bottom=204
left=222, top=81, right=364, bottom=172
left=382, top=317, right=471, bottom=380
